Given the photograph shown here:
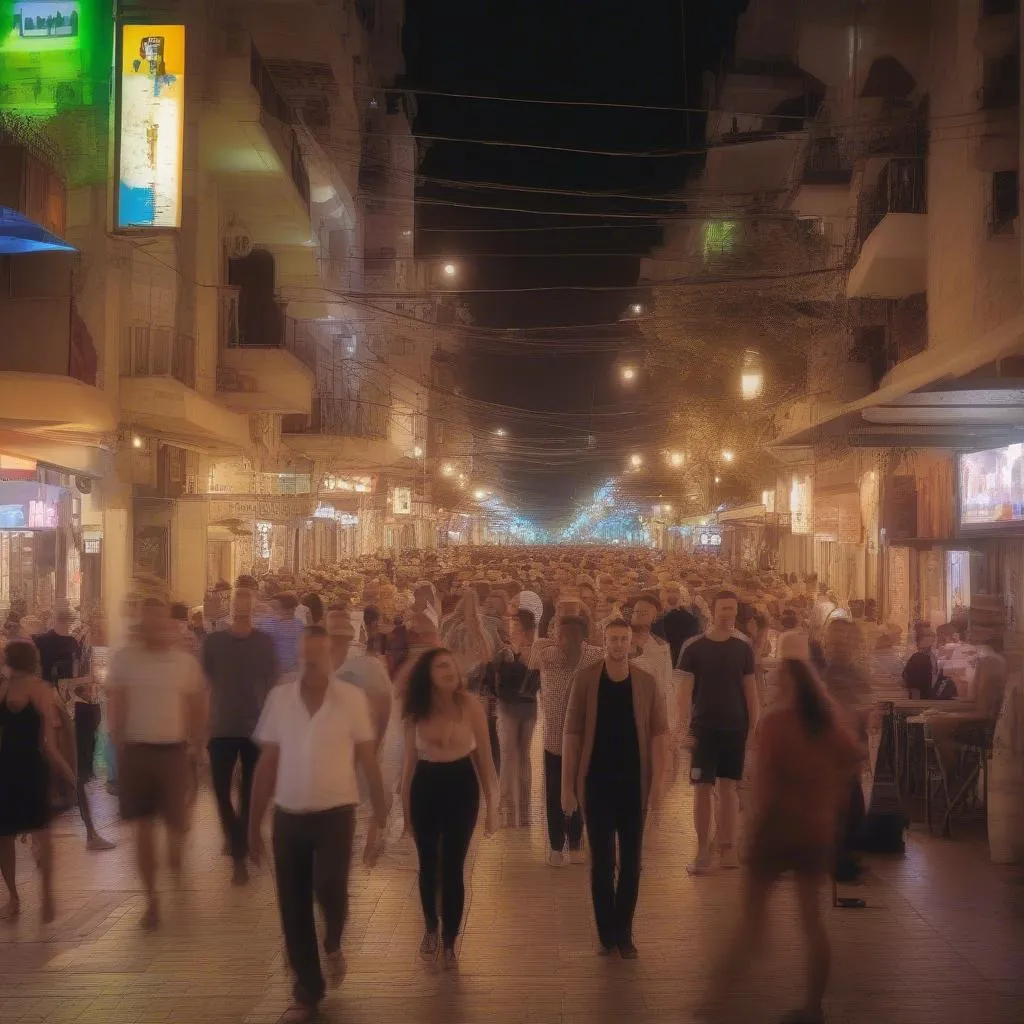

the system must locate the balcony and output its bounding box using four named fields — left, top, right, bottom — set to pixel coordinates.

left=283, top=397, right=404, bottom=466
left=119, top=325, right=250, bottom=450
left=200, top=38, right=312, bottom=246
left=847, top=159, right=927, bottom=299
left=216, top=287, right=316, bottom=416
